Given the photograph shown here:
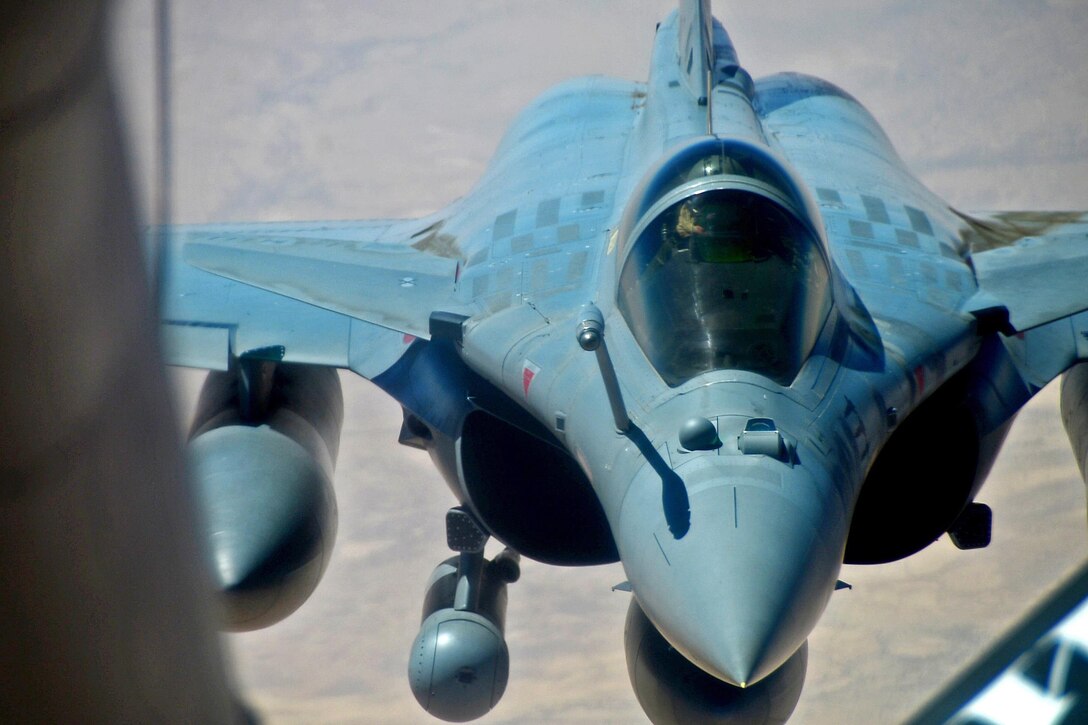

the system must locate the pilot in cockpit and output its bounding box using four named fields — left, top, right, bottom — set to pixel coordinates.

left=617, top=138, right=833, bottom=386
left=671, top=193, right=775, bottom=265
